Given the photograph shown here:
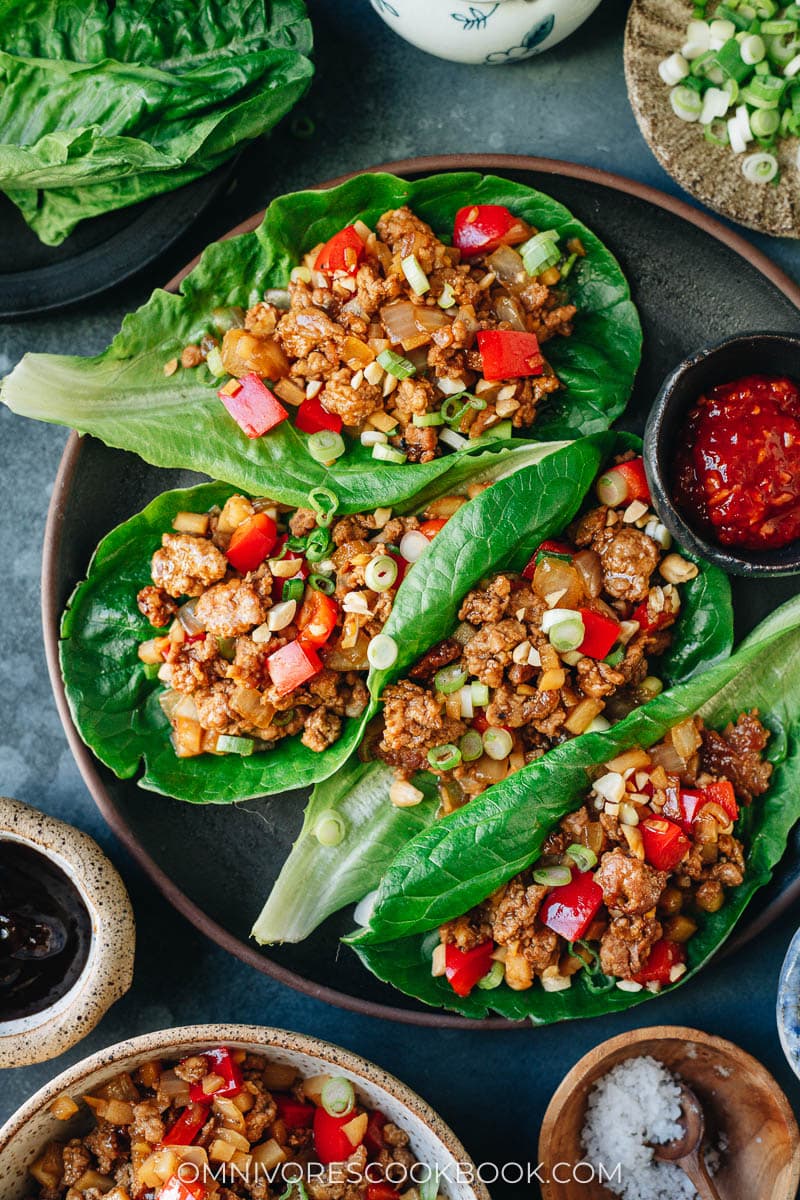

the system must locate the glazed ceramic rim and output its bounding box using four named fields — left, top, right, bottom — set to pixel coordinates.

left=41, top=153, right=800, bottom=1031
left=0, top=797, right=135, bottom=1064
left=537, top=1023, right=800, bottom=1200
left=0, top=1023, right=490, bottom=1200
left=644, top=331, right=800, bottom=577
